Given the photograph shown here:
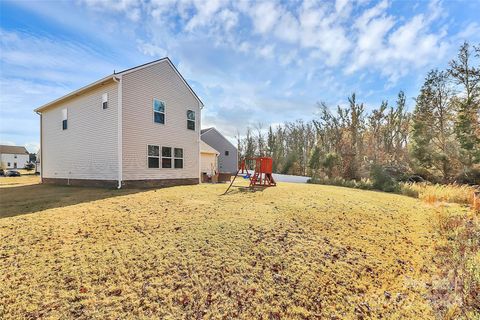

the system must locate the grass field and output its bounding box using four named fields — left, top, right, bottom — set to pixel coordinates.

left=0, top=177, right=473, bottom=319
